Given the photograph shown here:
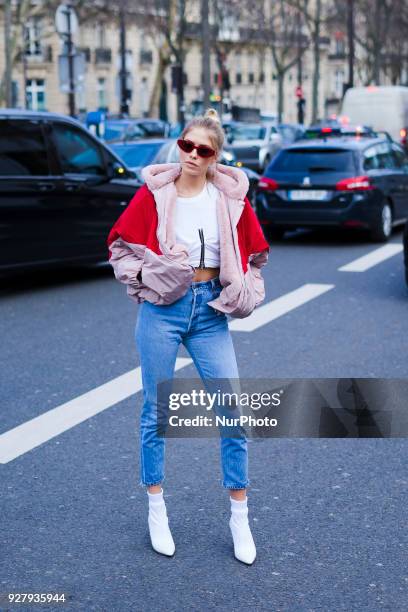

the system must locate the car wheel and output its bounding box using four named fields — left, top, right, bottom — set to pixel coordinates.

left=264, top=224, right=286, bottom=241
left=369, top=201, right=393, bottom=242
